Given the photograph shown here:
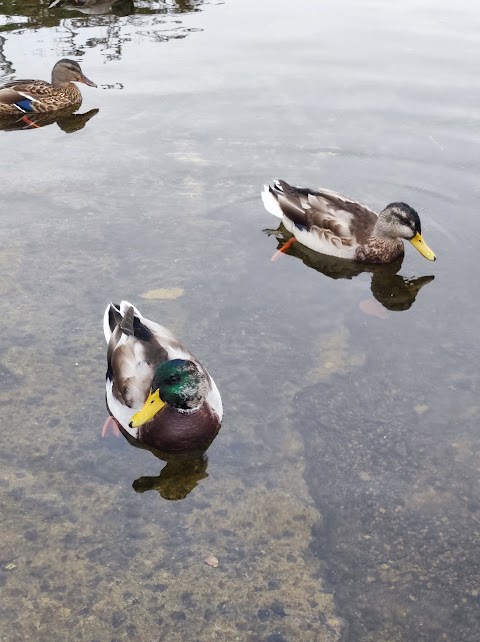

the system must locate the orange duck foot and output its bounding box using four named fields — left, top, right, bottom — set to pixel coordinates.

left=271, top=237, right=296, bottom=261
left=21, top=115, right=40, bottom=128
left=101, top=415, right=122, bottom=438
